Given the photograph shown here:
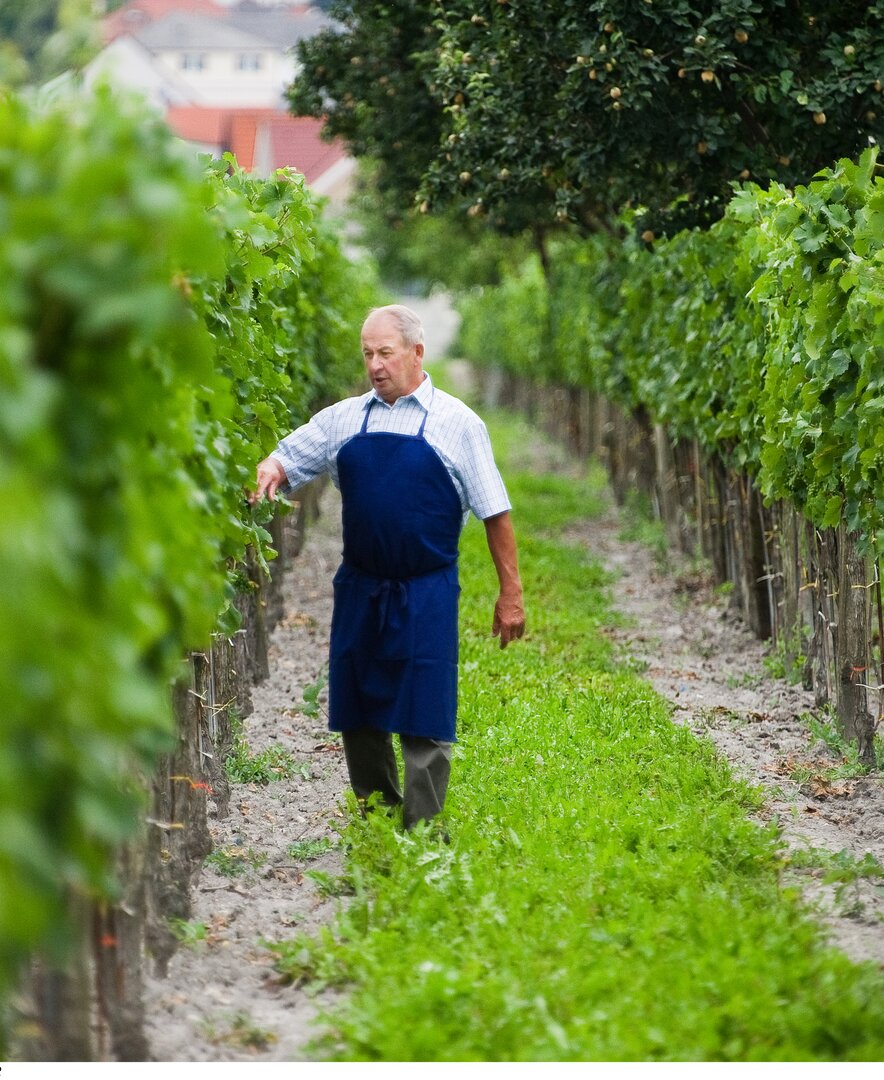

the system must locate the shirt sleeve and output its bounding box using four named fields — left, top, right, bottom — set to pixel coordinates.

left=271, top=406, right=334, bottom=492
left=457, top=419, right=512, bottom=521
